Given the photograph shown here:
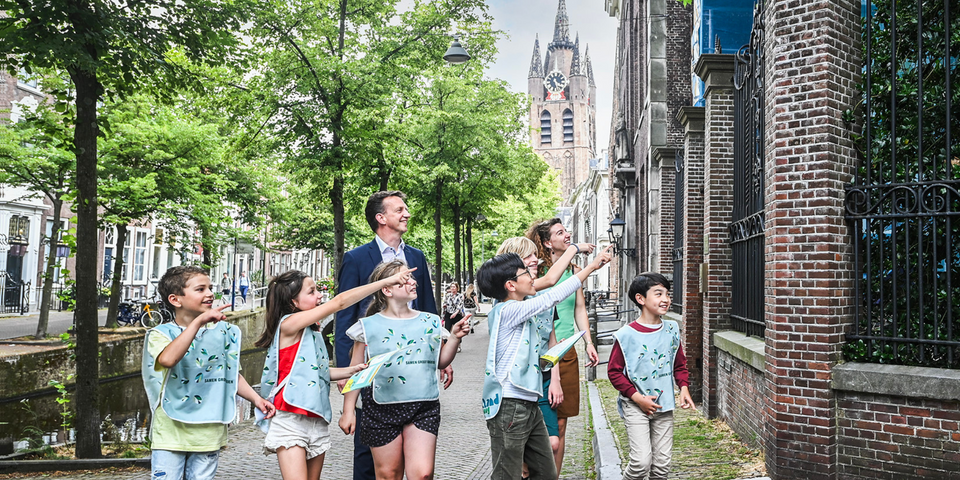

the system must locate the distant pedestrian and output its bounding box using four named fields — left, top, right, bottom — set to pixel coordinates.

left=476, top=248, right=611, bottom=480
left=442, top=282, right=465, bottom=333
left=142, top=266, right=275, bottom=480
left=238, top=272, right=250, bottom=301
left=340, top=260, right=471, bottom=480
left=607, top=272, right=695, bottom=480
left=220, top=273, right=231, bottom=298
left=254, top=267, right=414, bottom=480
left=463, top=284, right=479, bottom=332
